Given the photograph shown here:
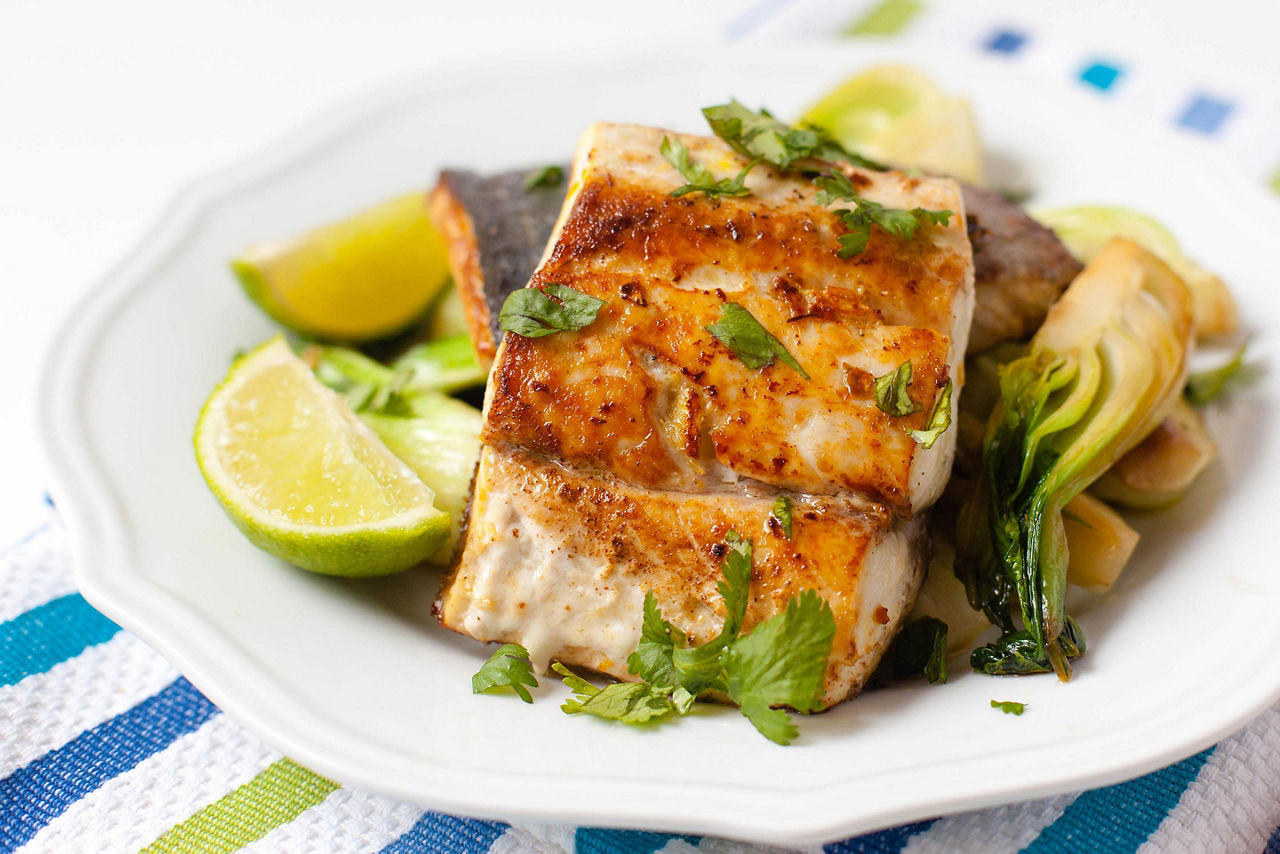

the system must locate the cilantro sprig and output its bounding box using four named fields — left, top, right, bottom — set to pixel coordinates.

left=473, top=531, right=838, bottom=745
left=701, top=100, right=886, bottom=172
left=660, top=136, right=757, bottom=199
left=991, top=700, right=1027, bottom=716
left=472, top=643, right=539, bottom=703
left=688, top=101, right=952, bottom=258
left=814, top=170, right=953, bottom=259
left=620, top=531, right=836, bottom=744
